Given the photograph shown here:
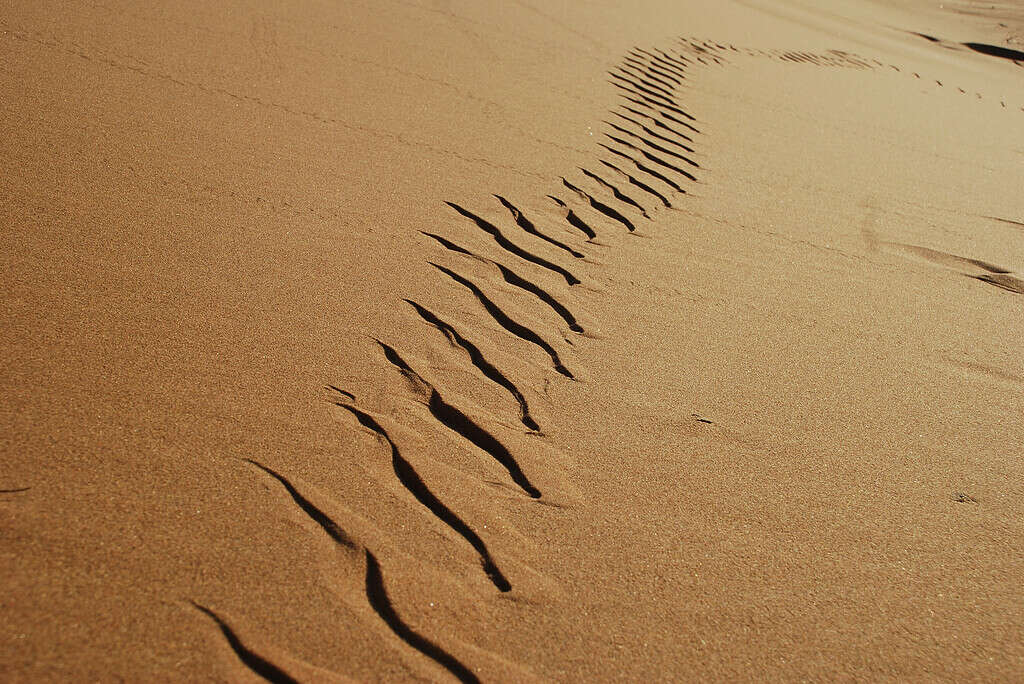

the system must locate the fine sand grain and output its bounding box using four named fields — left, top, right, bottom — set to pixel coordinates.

left=3, top=0, right=1022, bottom=681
